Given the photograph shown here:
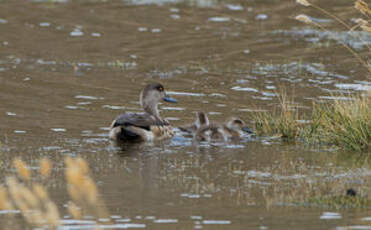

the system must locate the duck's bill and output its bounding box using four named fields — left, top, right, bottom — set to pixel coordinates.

left=163, top=96, right=177, bottom=103
left=242, top=126, right=254, bottom=134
